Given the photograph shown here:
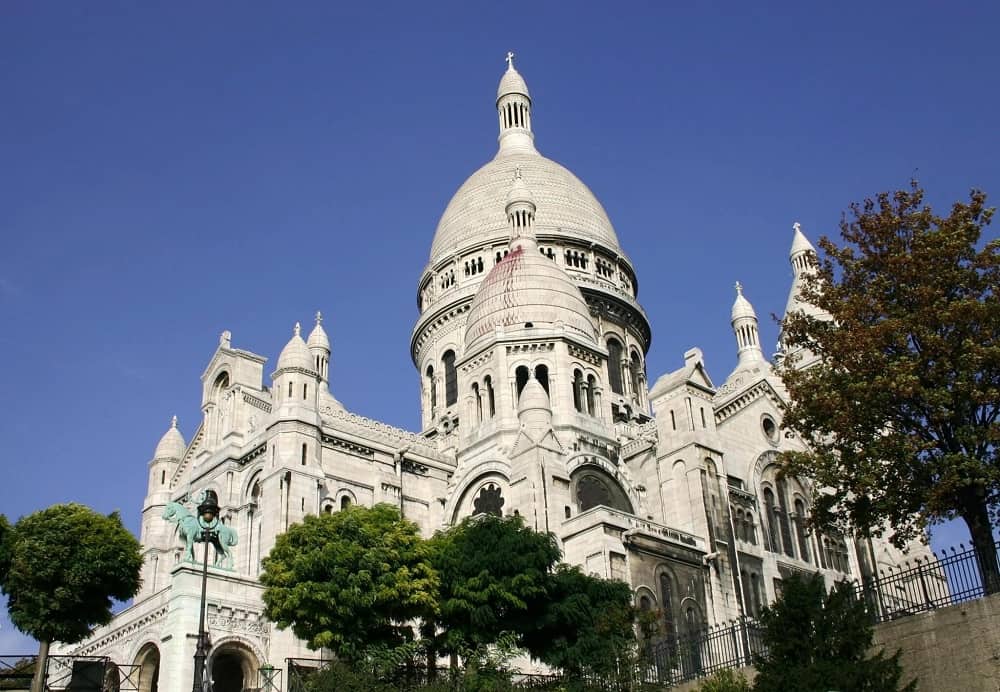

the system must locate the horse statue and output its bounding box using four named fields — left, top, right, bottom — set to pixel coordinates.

left=162, top=501, right=238, bottom=570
